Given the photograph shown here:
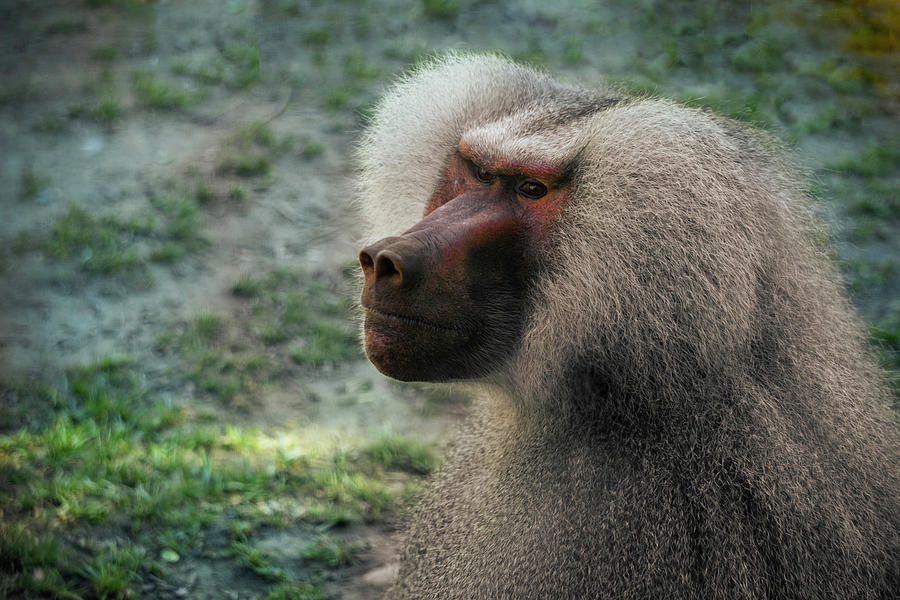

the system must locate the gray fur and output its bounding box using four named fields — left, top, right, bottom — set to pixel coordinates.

left=356, top=53, right=899, bottom=599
